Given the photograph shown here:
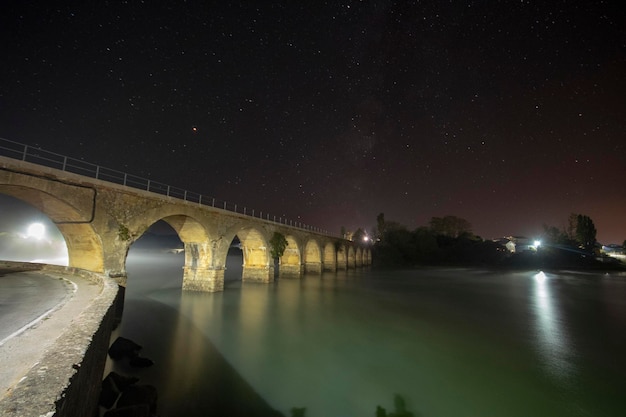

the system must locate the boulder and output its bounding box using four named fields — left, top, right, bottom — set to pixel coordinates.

left=99, top=372, right=140, bottom=409
left=129, top=356, right=154, bottom=368
left=103, top=404, right=150, bottom=417
left=117, top=384, right=158, bottom=415
left=109, top=336, right=143, bottom=360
